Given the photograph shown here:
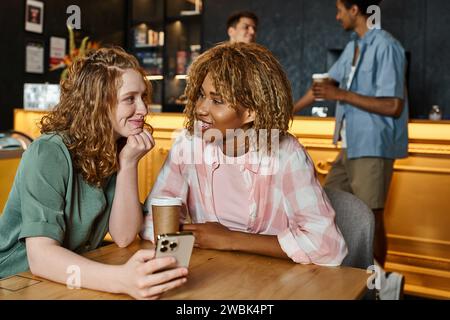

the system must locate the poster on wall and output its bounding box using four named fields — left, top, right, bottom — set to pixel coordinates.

left=24, top=83, right=60, bottom=110
left=25, top=41, right=44, bottom=74
left=25, top=0, right=44, bottom=33
left=49, top=37, right=66, bottom=69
